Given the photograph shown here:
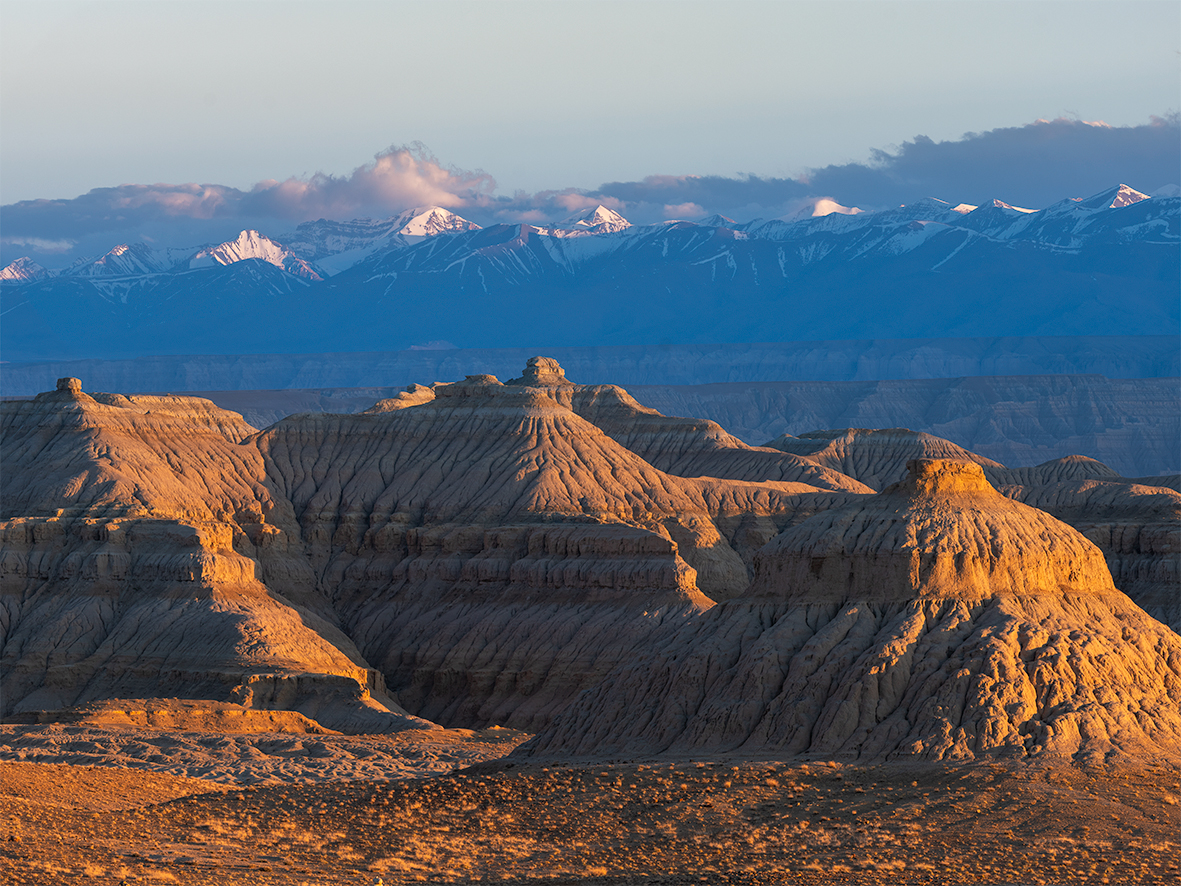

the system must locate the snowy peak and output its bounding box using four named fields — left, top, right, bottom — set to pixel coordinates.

left=1094, top=184, right=1150, bottom=210
left=694, top=213, right=738, bottom=228
left=190, top=230, right=322, bottom=281
left=392, top=206, right=482, bottom=238
left=65, top=242, right=172, bottom=278
left=1042, top=184, right=1152, bottom=217
left=0, top=257, right=52, bottom=282
left=812, top=198, right=863, bottom=218
left=554, top=205, right=632, bottom=233
left=984, top=198, right=1036, bottom=213
left=276, top=208, right=480, bottom=274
